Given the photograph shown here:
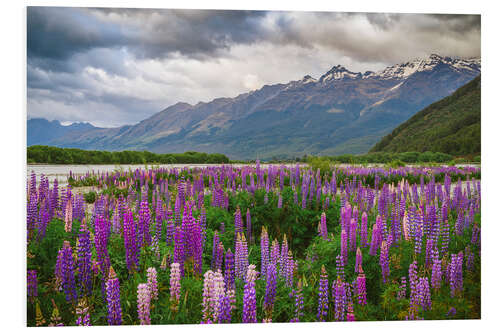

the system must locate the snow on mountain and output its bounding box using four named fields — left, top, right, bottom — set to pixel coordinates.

left=319, top=65, right=362, bottom=82
left=369, top=54, right=481, bottom=80
left=316, top=54, right=481, bottom=82
left=283, top=75, right=318, bottom=90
